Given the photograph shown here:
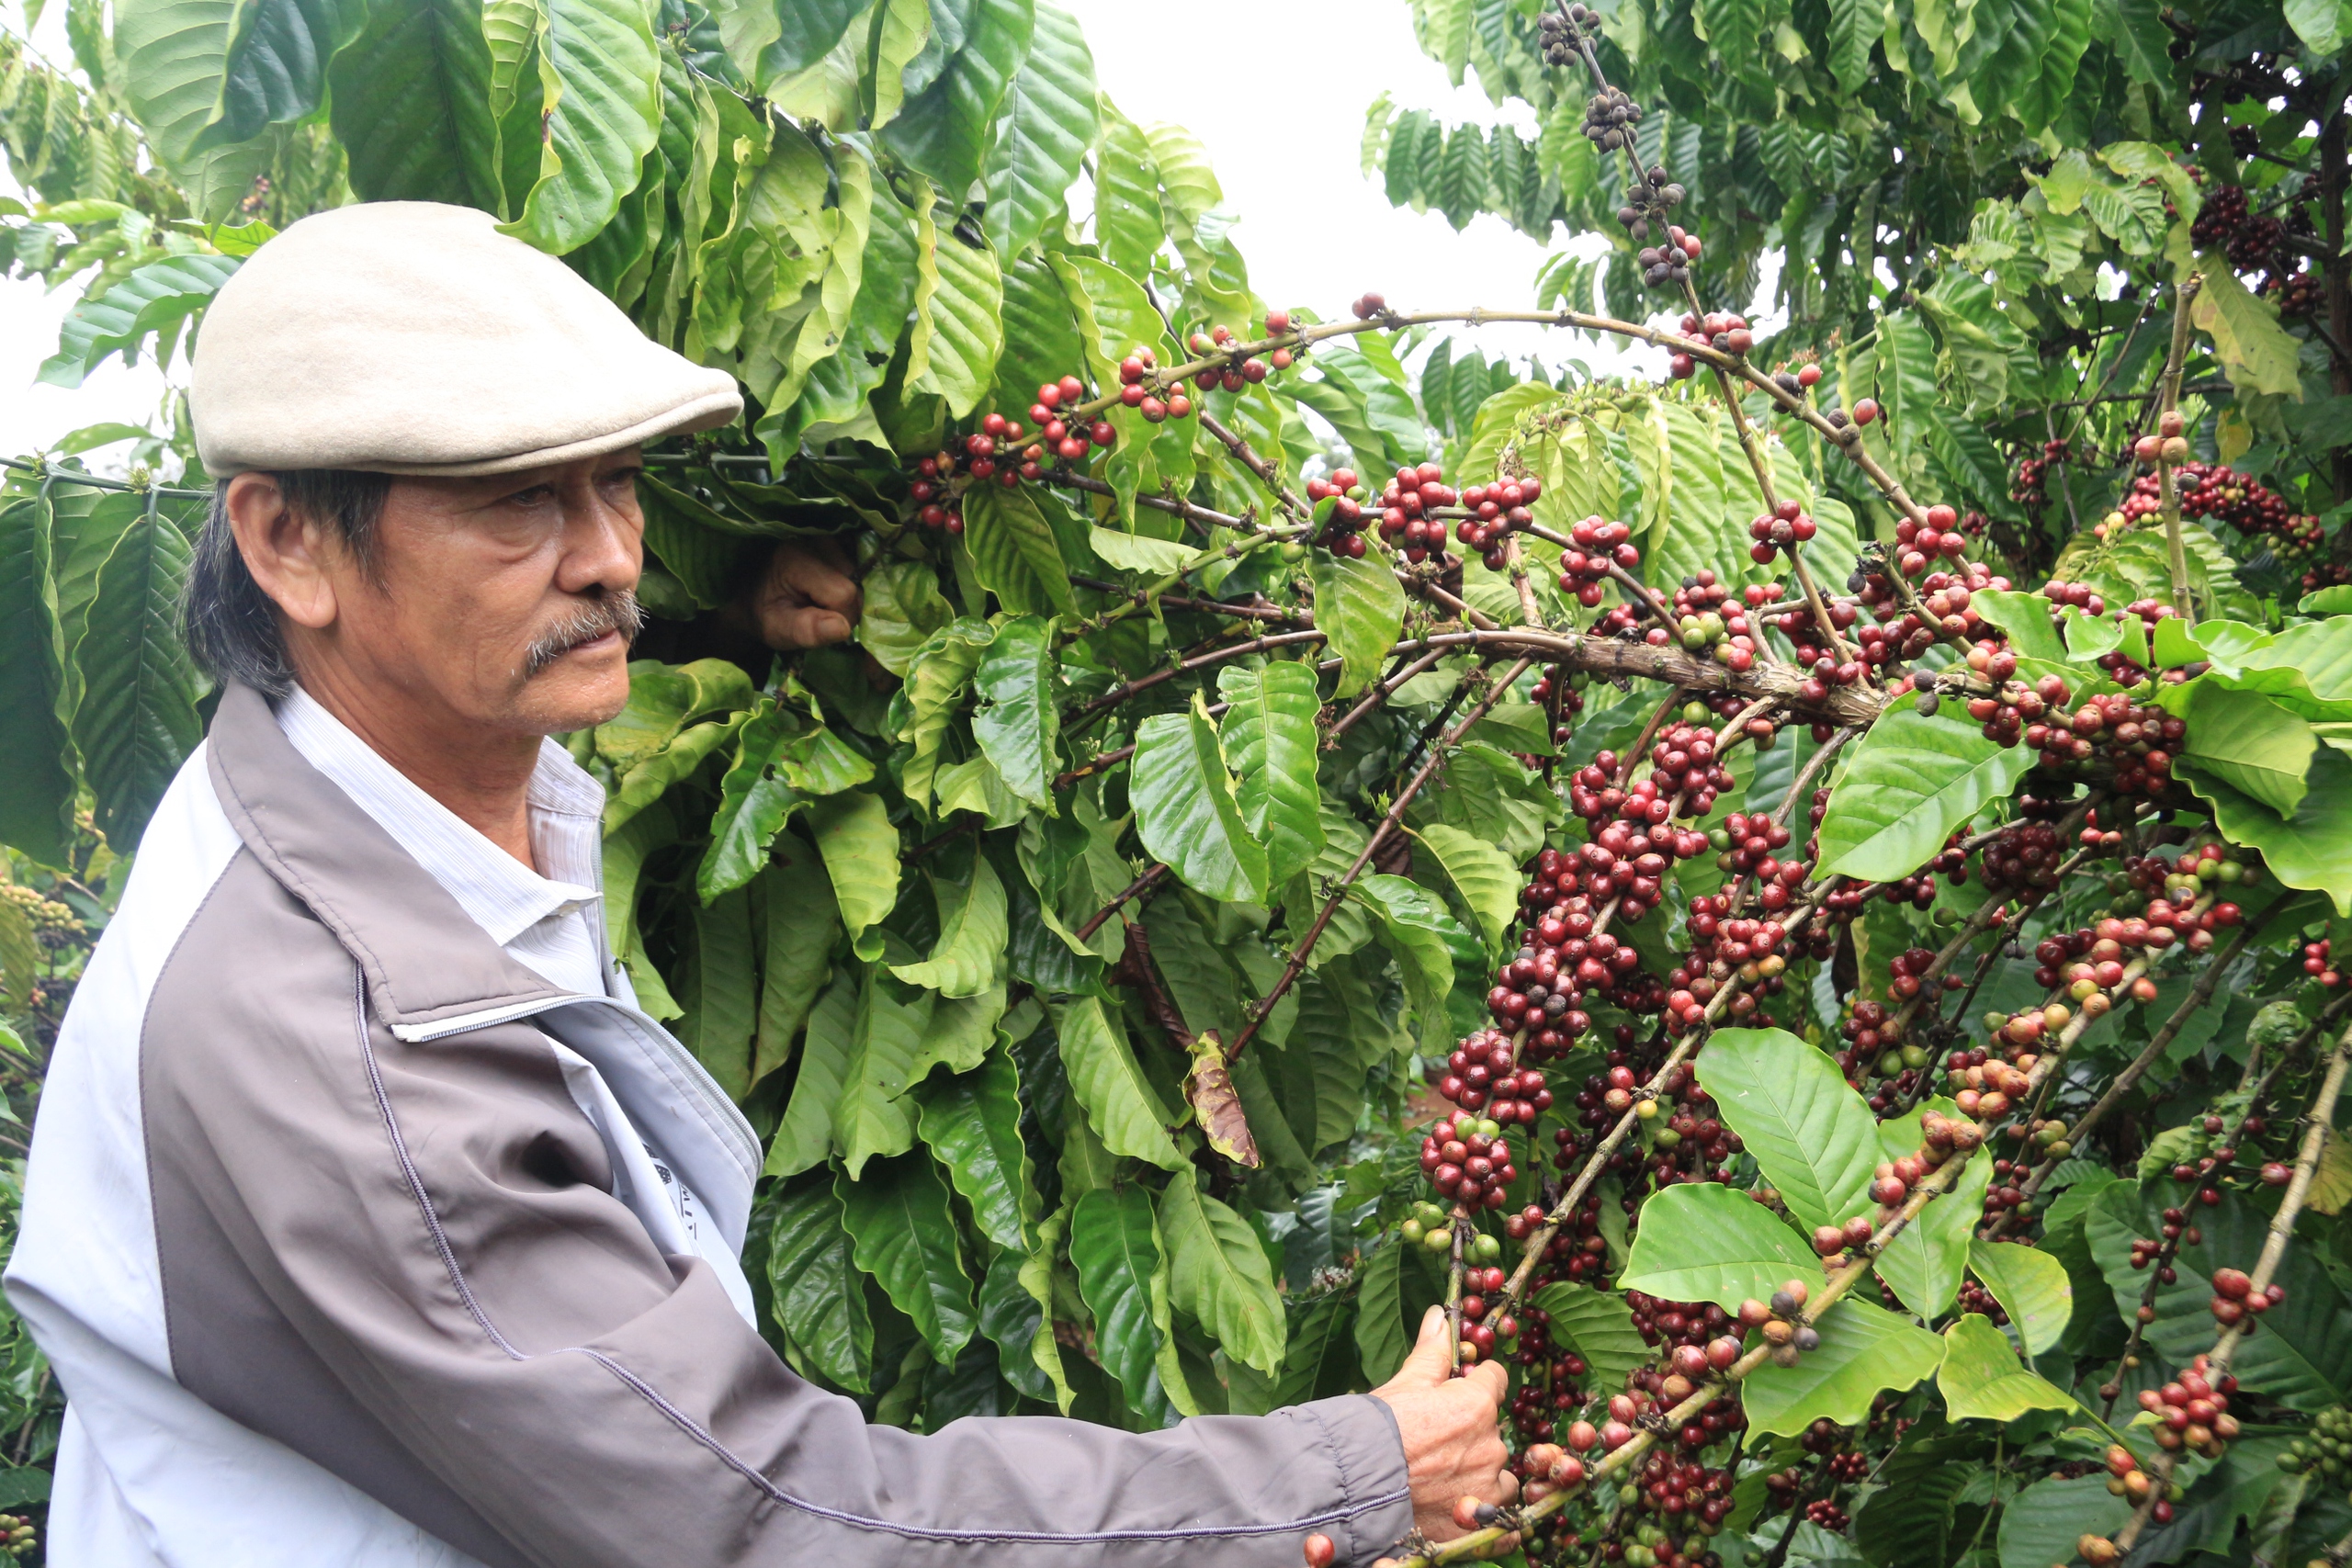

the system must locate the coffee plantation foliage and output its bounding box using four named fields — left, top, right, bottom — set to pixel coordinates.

left=8, top=0, right=2352, bottom=1562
